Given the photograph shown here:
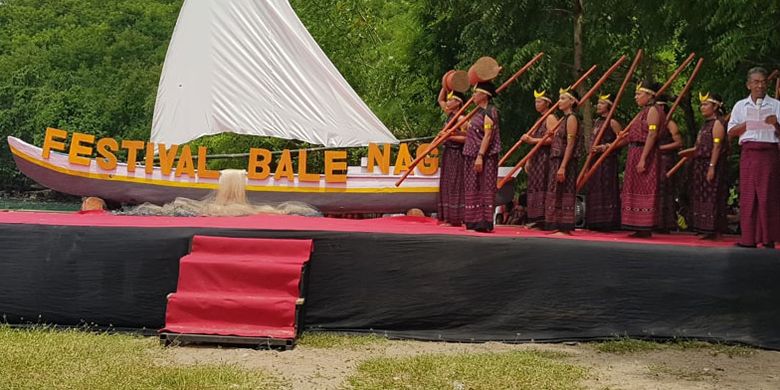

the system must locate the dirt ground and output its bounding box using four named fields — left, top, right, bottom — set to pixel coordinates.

left=167, top=339, right=780, bottom=389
